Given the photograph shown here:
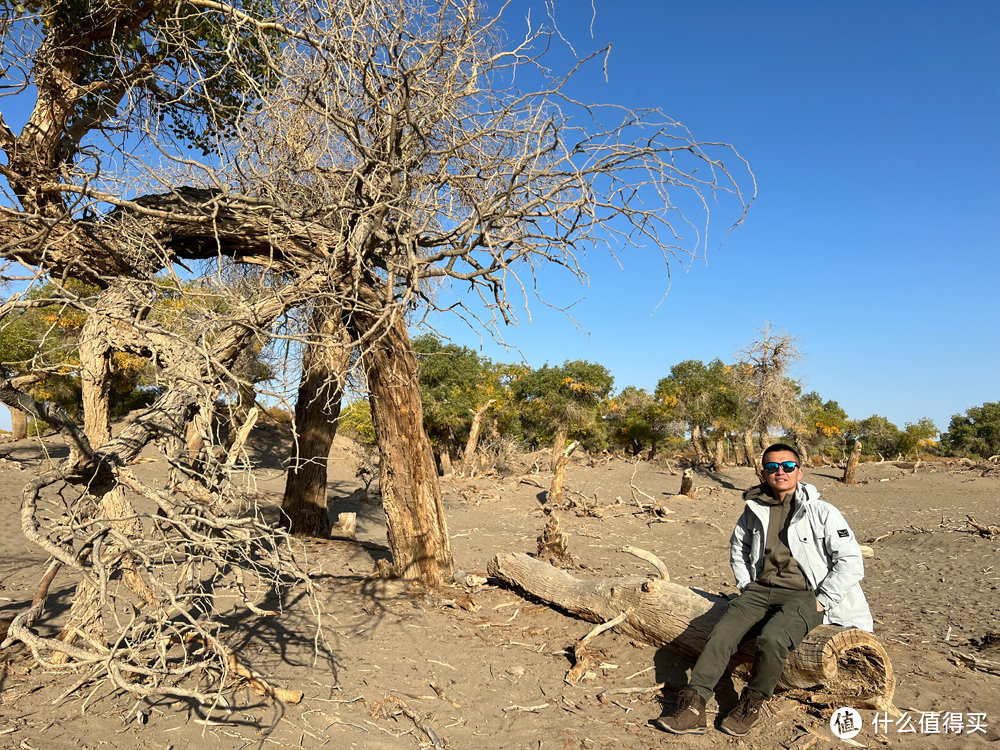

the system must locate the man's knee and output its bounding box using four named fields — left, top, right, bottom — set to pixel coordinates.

left=754, top=631, right=792, bottom=659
